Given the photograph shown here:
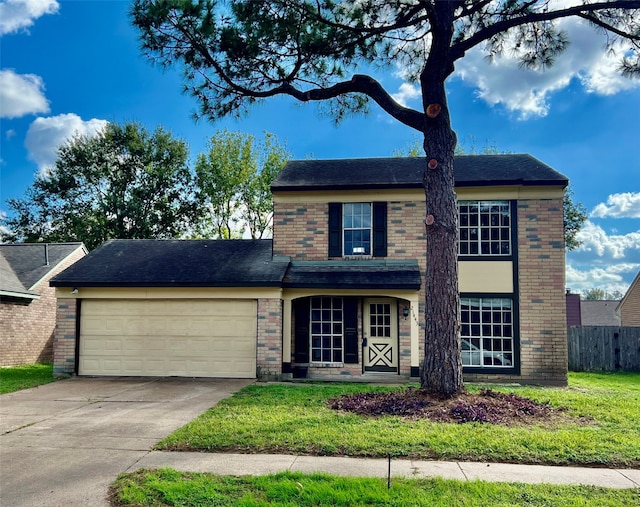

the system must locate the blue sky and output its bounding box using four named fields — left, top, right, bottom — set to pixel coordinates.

left=1, top=0, right=639, bottom=295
